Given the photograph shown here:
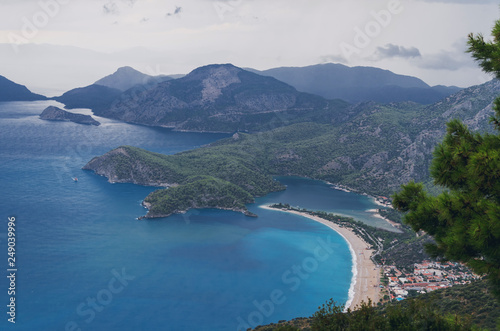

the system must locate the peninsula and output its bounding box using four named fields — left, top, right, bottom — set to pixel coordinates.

left=82, top=145, right=284, bottom=218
